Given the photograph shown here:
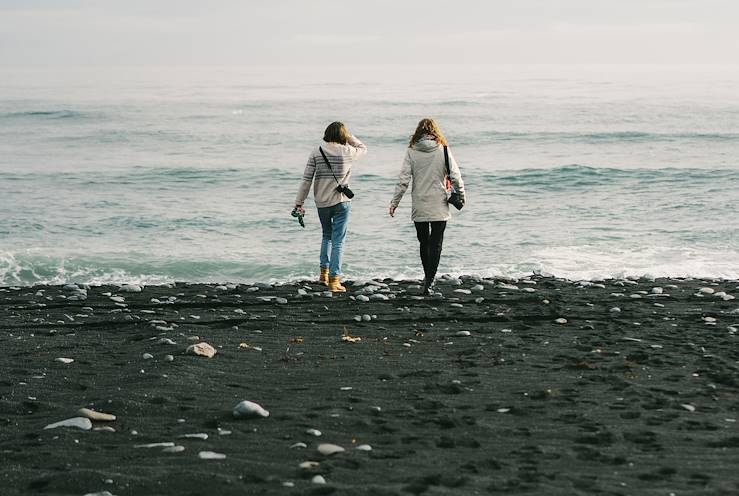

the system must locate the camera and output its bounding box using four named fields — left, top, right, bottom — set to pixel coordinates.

left=336, top=184, right=355, bottom=199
